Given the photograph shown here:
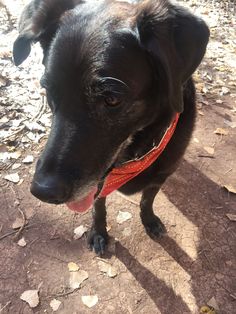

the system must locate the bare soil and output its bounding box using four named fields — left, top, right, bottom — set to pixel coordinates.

left=0, top=1, right=236, bottom=313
